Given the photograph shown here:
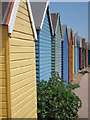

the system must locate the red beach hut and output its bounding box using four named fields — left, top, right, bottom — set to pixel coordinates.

left=68, top=29, right=73, bottom=83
